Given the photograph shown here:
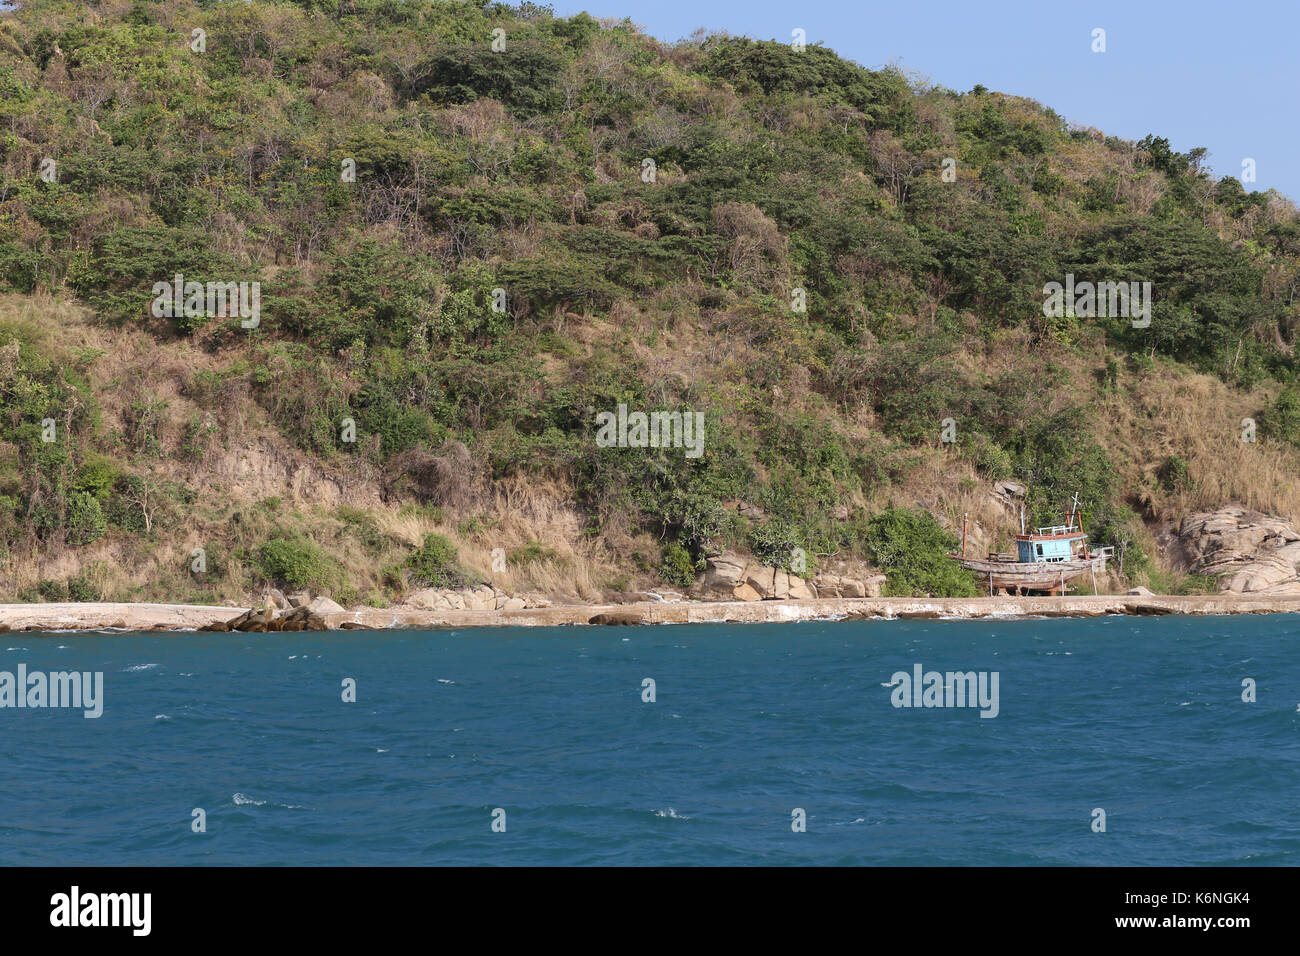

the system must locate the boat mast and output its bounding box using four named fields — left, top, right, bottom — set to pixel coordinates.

left=1068, top=491, right=1081, bottom=530
left=961, top=512, right=968, bottom=557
